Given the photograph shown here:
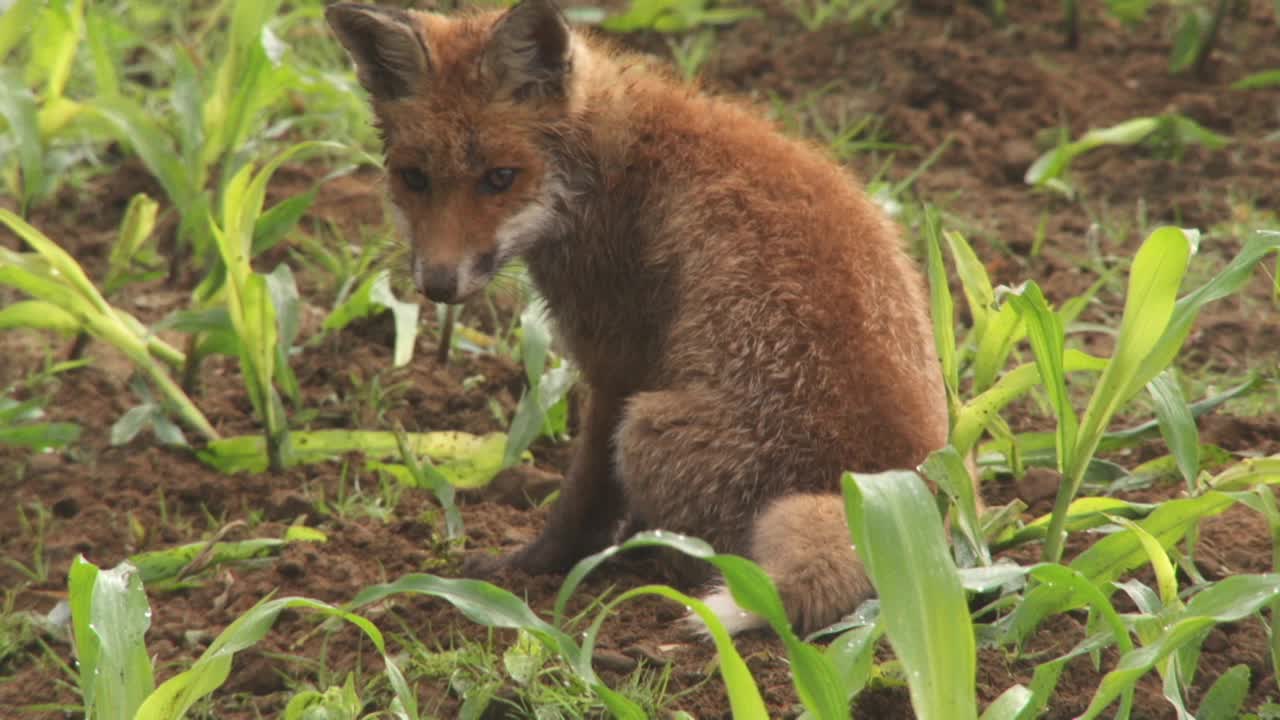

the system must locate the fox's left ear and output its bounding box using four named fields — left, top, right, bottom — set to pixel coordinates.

left=483, top=0, right=572, bottom=102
